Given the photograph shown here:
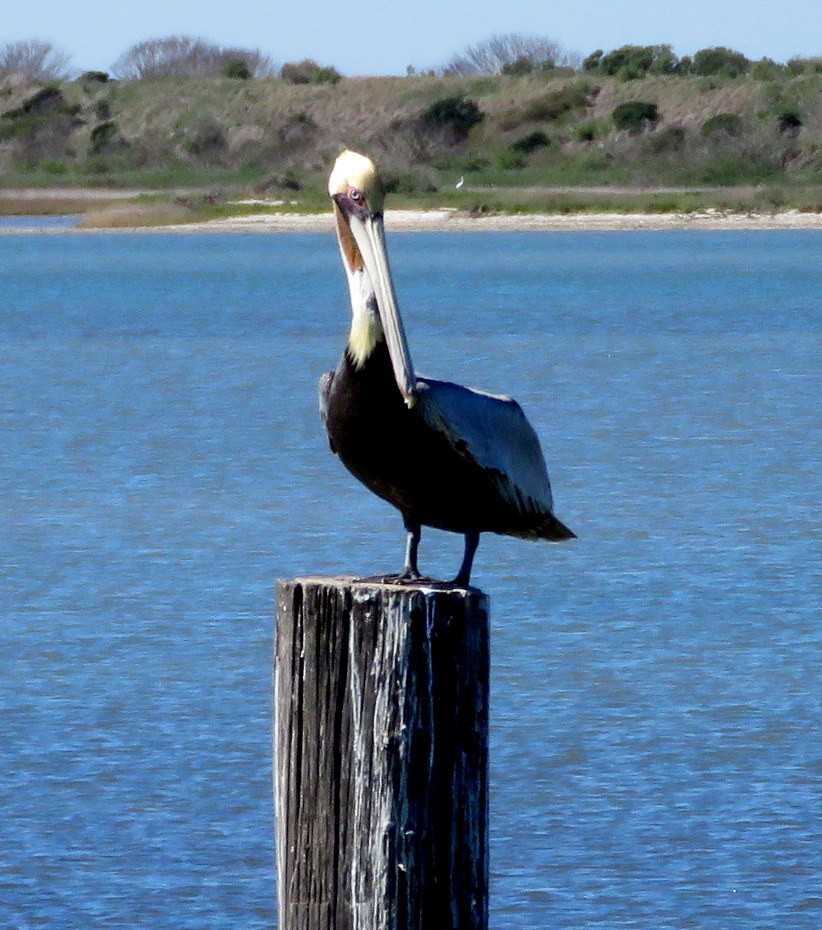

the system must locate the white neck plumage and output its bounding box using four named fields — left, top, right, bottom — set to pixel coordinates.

left=345, top=267, right=384, bottom=368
